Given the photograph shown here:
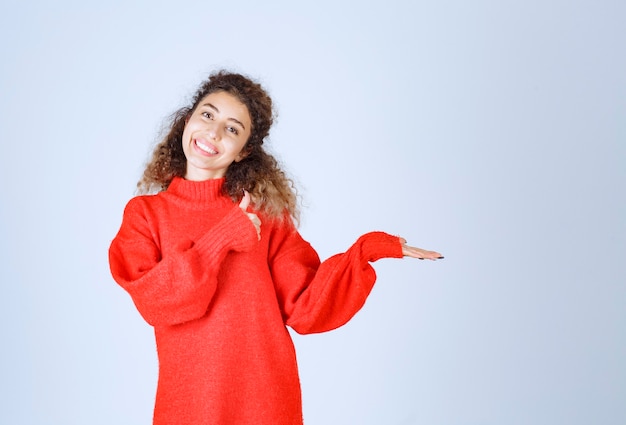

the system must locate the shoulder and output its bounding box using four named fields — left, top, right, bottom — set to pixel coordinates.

left=262, top=209, right=298, bottom=235
left=123, top=193, right=154, bottom=210
left=122, top=192, right=167, bottom=218
left=264, top=210, right=317, bottom=257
